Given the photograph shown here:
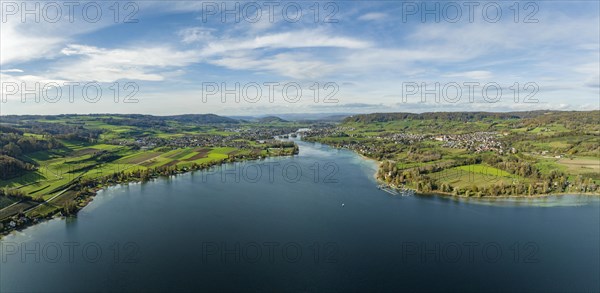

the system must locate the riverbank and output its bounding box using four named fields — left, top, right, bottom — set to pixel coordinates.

left=309, top=140, right=600, bottom=199
left=0, top=150, right=298, bottom=238
left=4, top=116, right=600, bottom=292
left=373, top=164, right=600, bottom=199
